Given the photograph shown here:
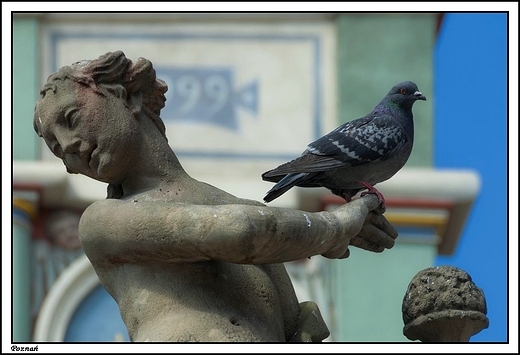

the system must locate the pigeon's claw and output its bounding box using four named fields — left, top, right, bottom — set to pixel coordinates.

left=358, top=181, right=386, bottom=212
